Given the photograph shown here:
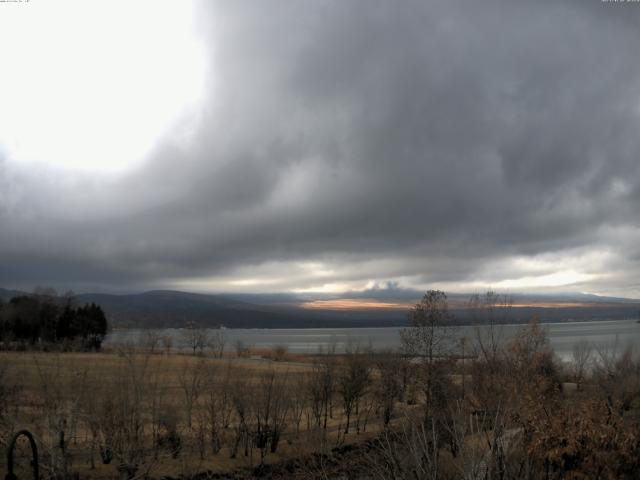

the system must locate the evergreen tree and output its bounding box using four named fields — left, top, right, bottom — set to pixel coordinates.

left=0, top=292, right=108, bottom=350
